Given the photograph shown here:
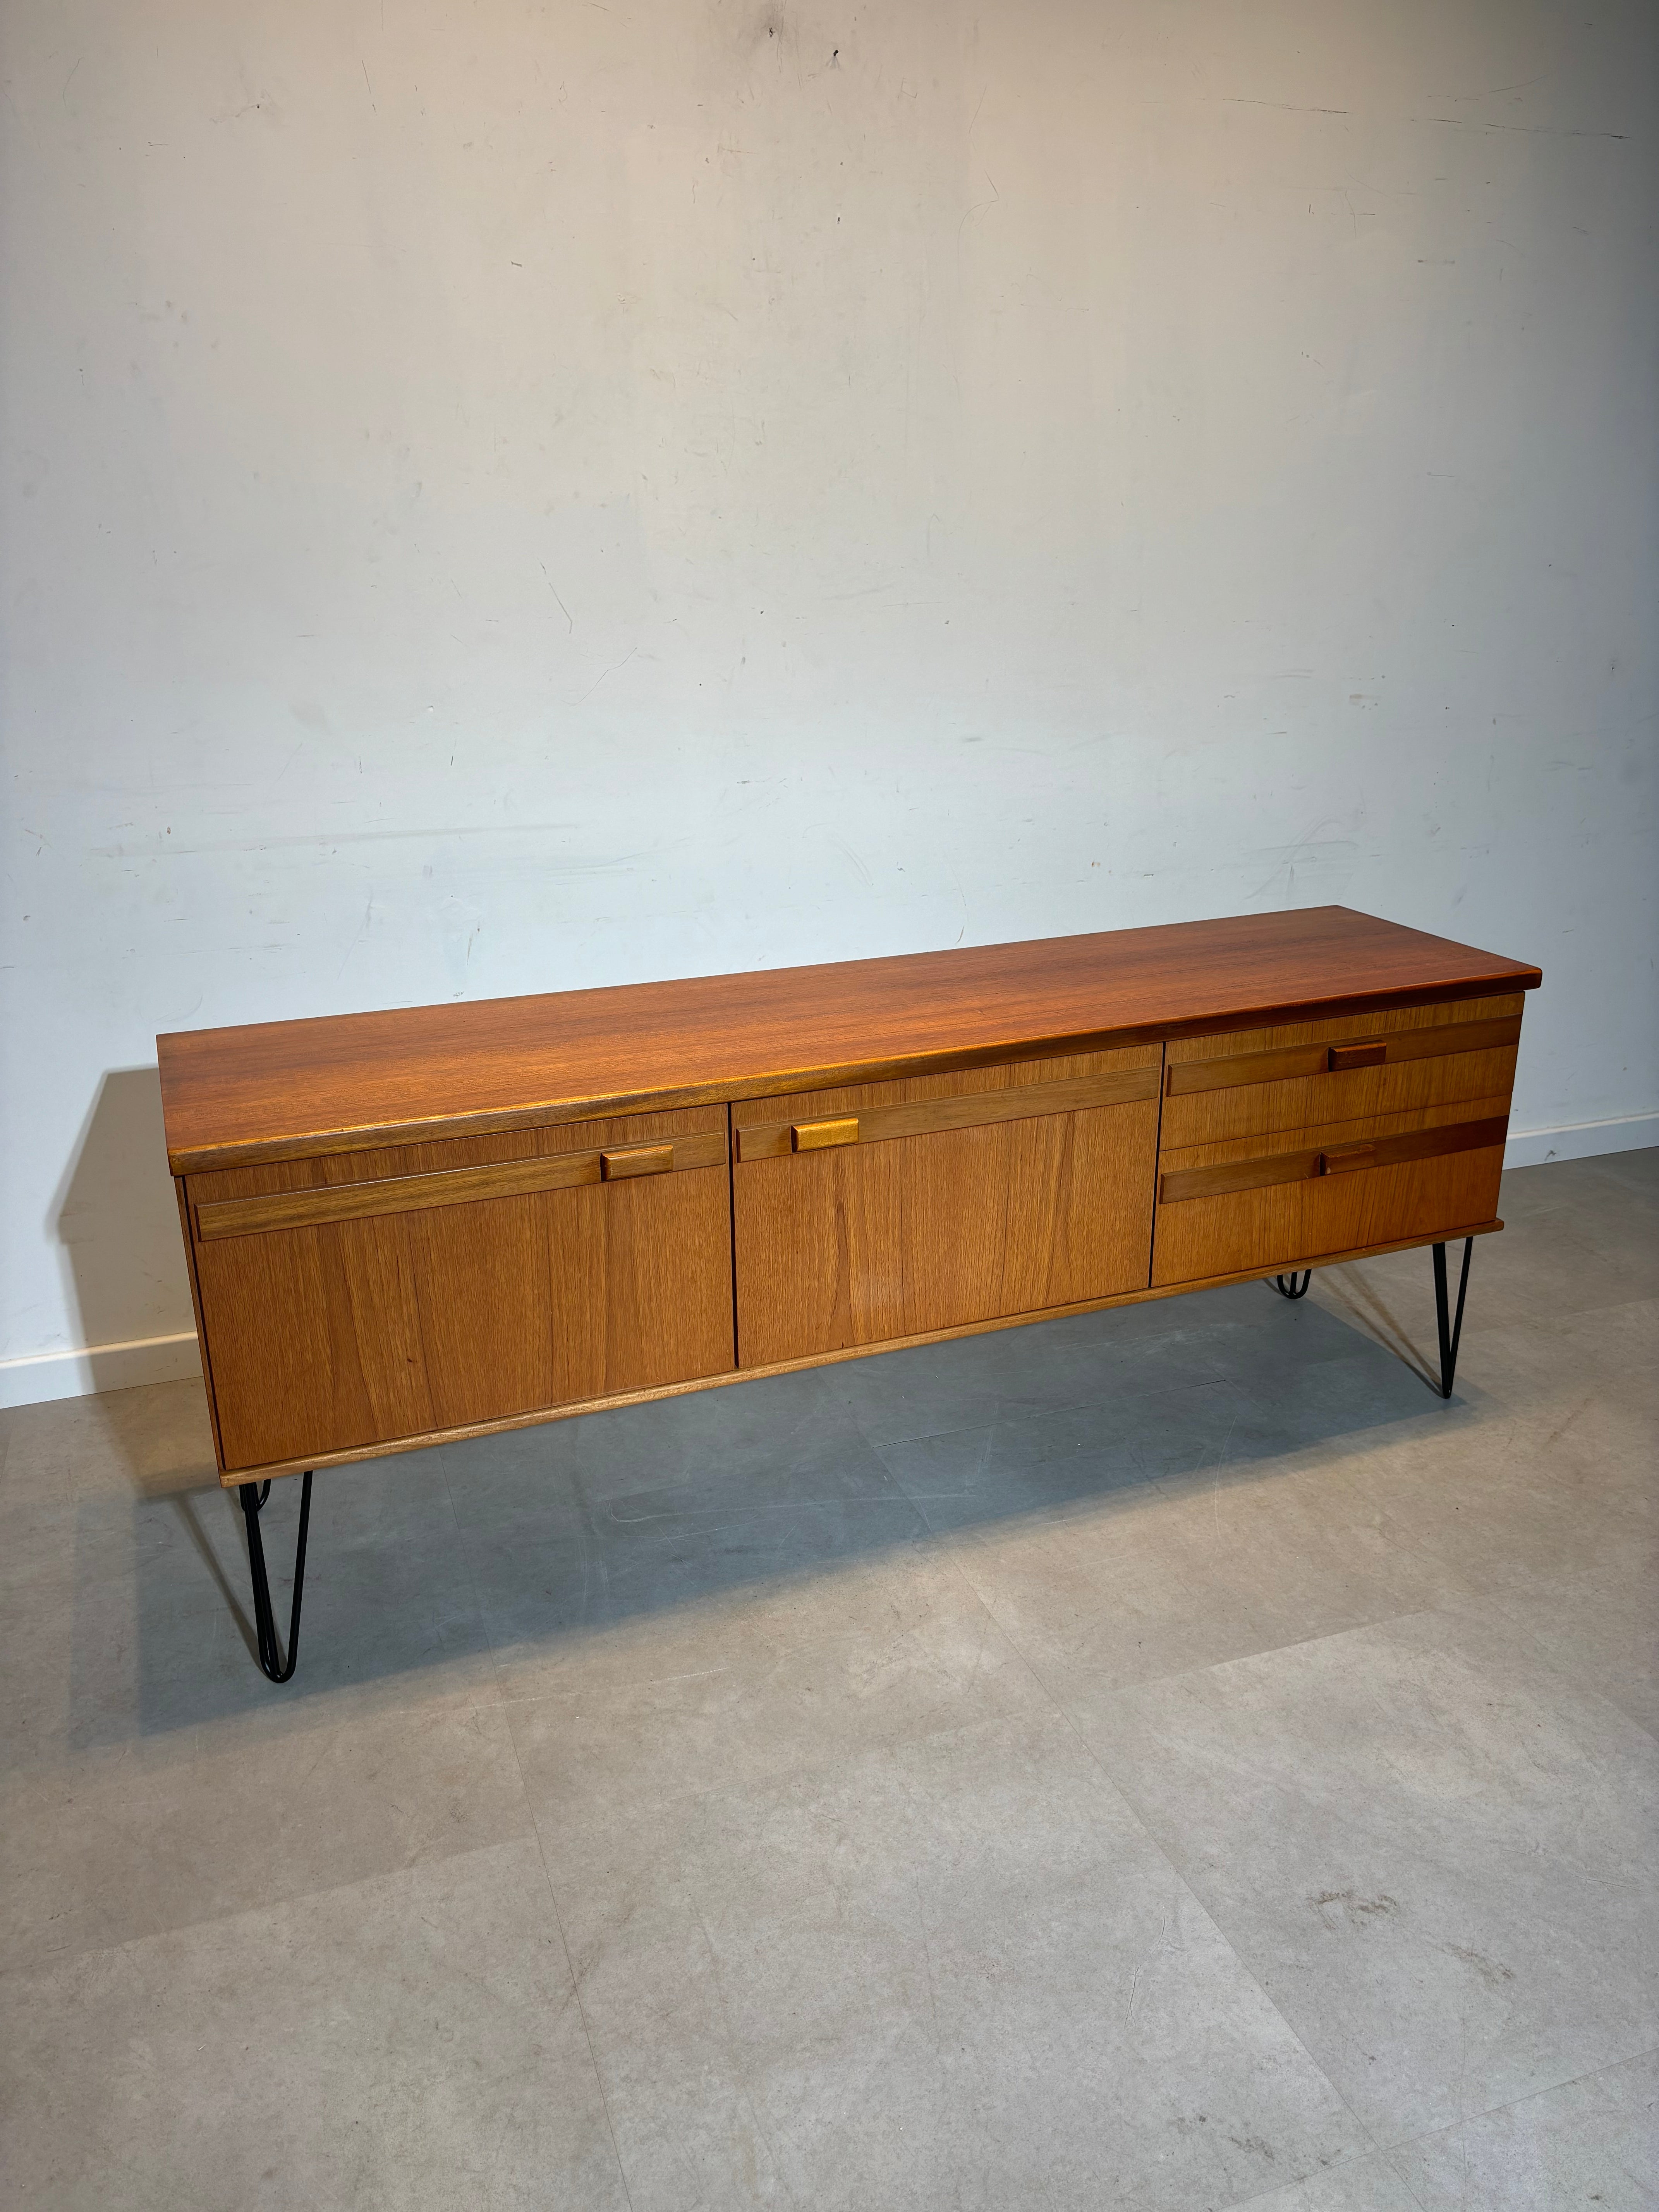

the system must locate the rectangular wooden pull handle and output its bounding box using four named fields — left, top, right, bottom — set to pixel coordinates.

left=791, top=1116, right=860, bottom=1152
left=600, top=1143, right=674, bottom=1180
left=1328, top=1041, right=1387, bottom=1072
left=1319, top=1142, right=1376, bottom=1175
